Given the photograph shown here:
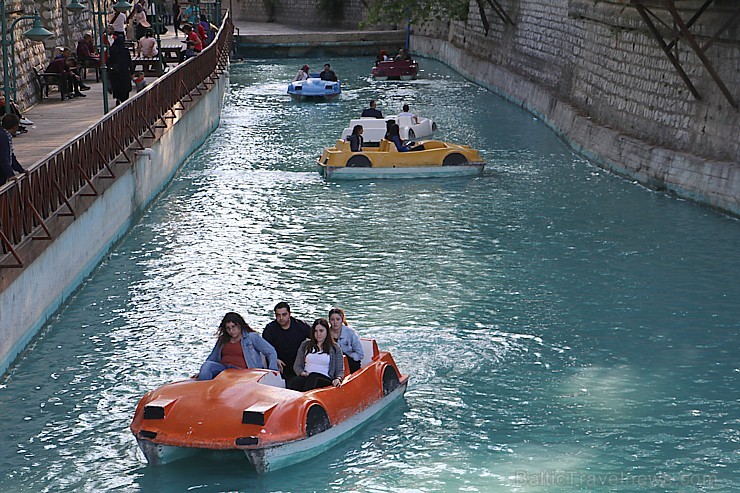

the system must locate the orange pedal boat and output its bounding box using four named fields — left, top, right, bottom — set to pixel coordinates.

left=130, top=338, right=409, bottom=473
